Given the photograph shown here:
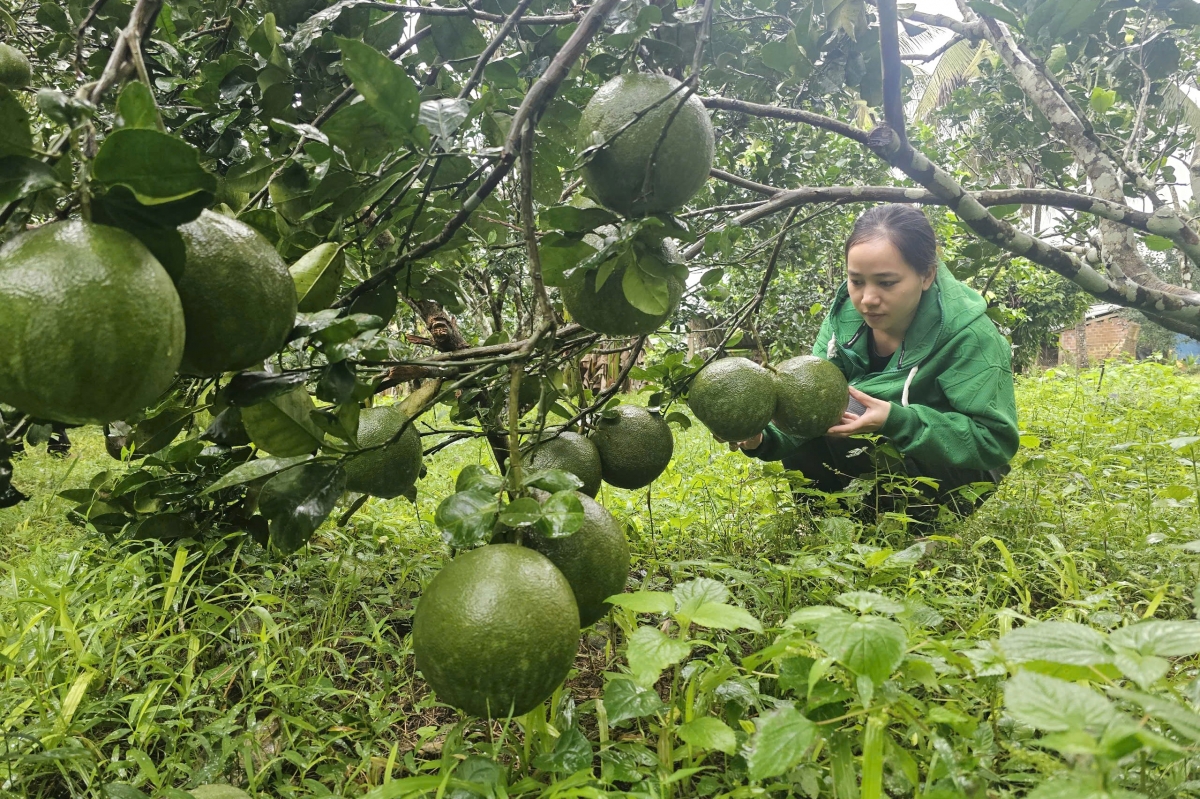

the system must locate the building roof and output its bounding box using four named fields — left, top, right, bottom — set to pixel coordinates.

left=1084, top=303, right=1123, bottom=320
